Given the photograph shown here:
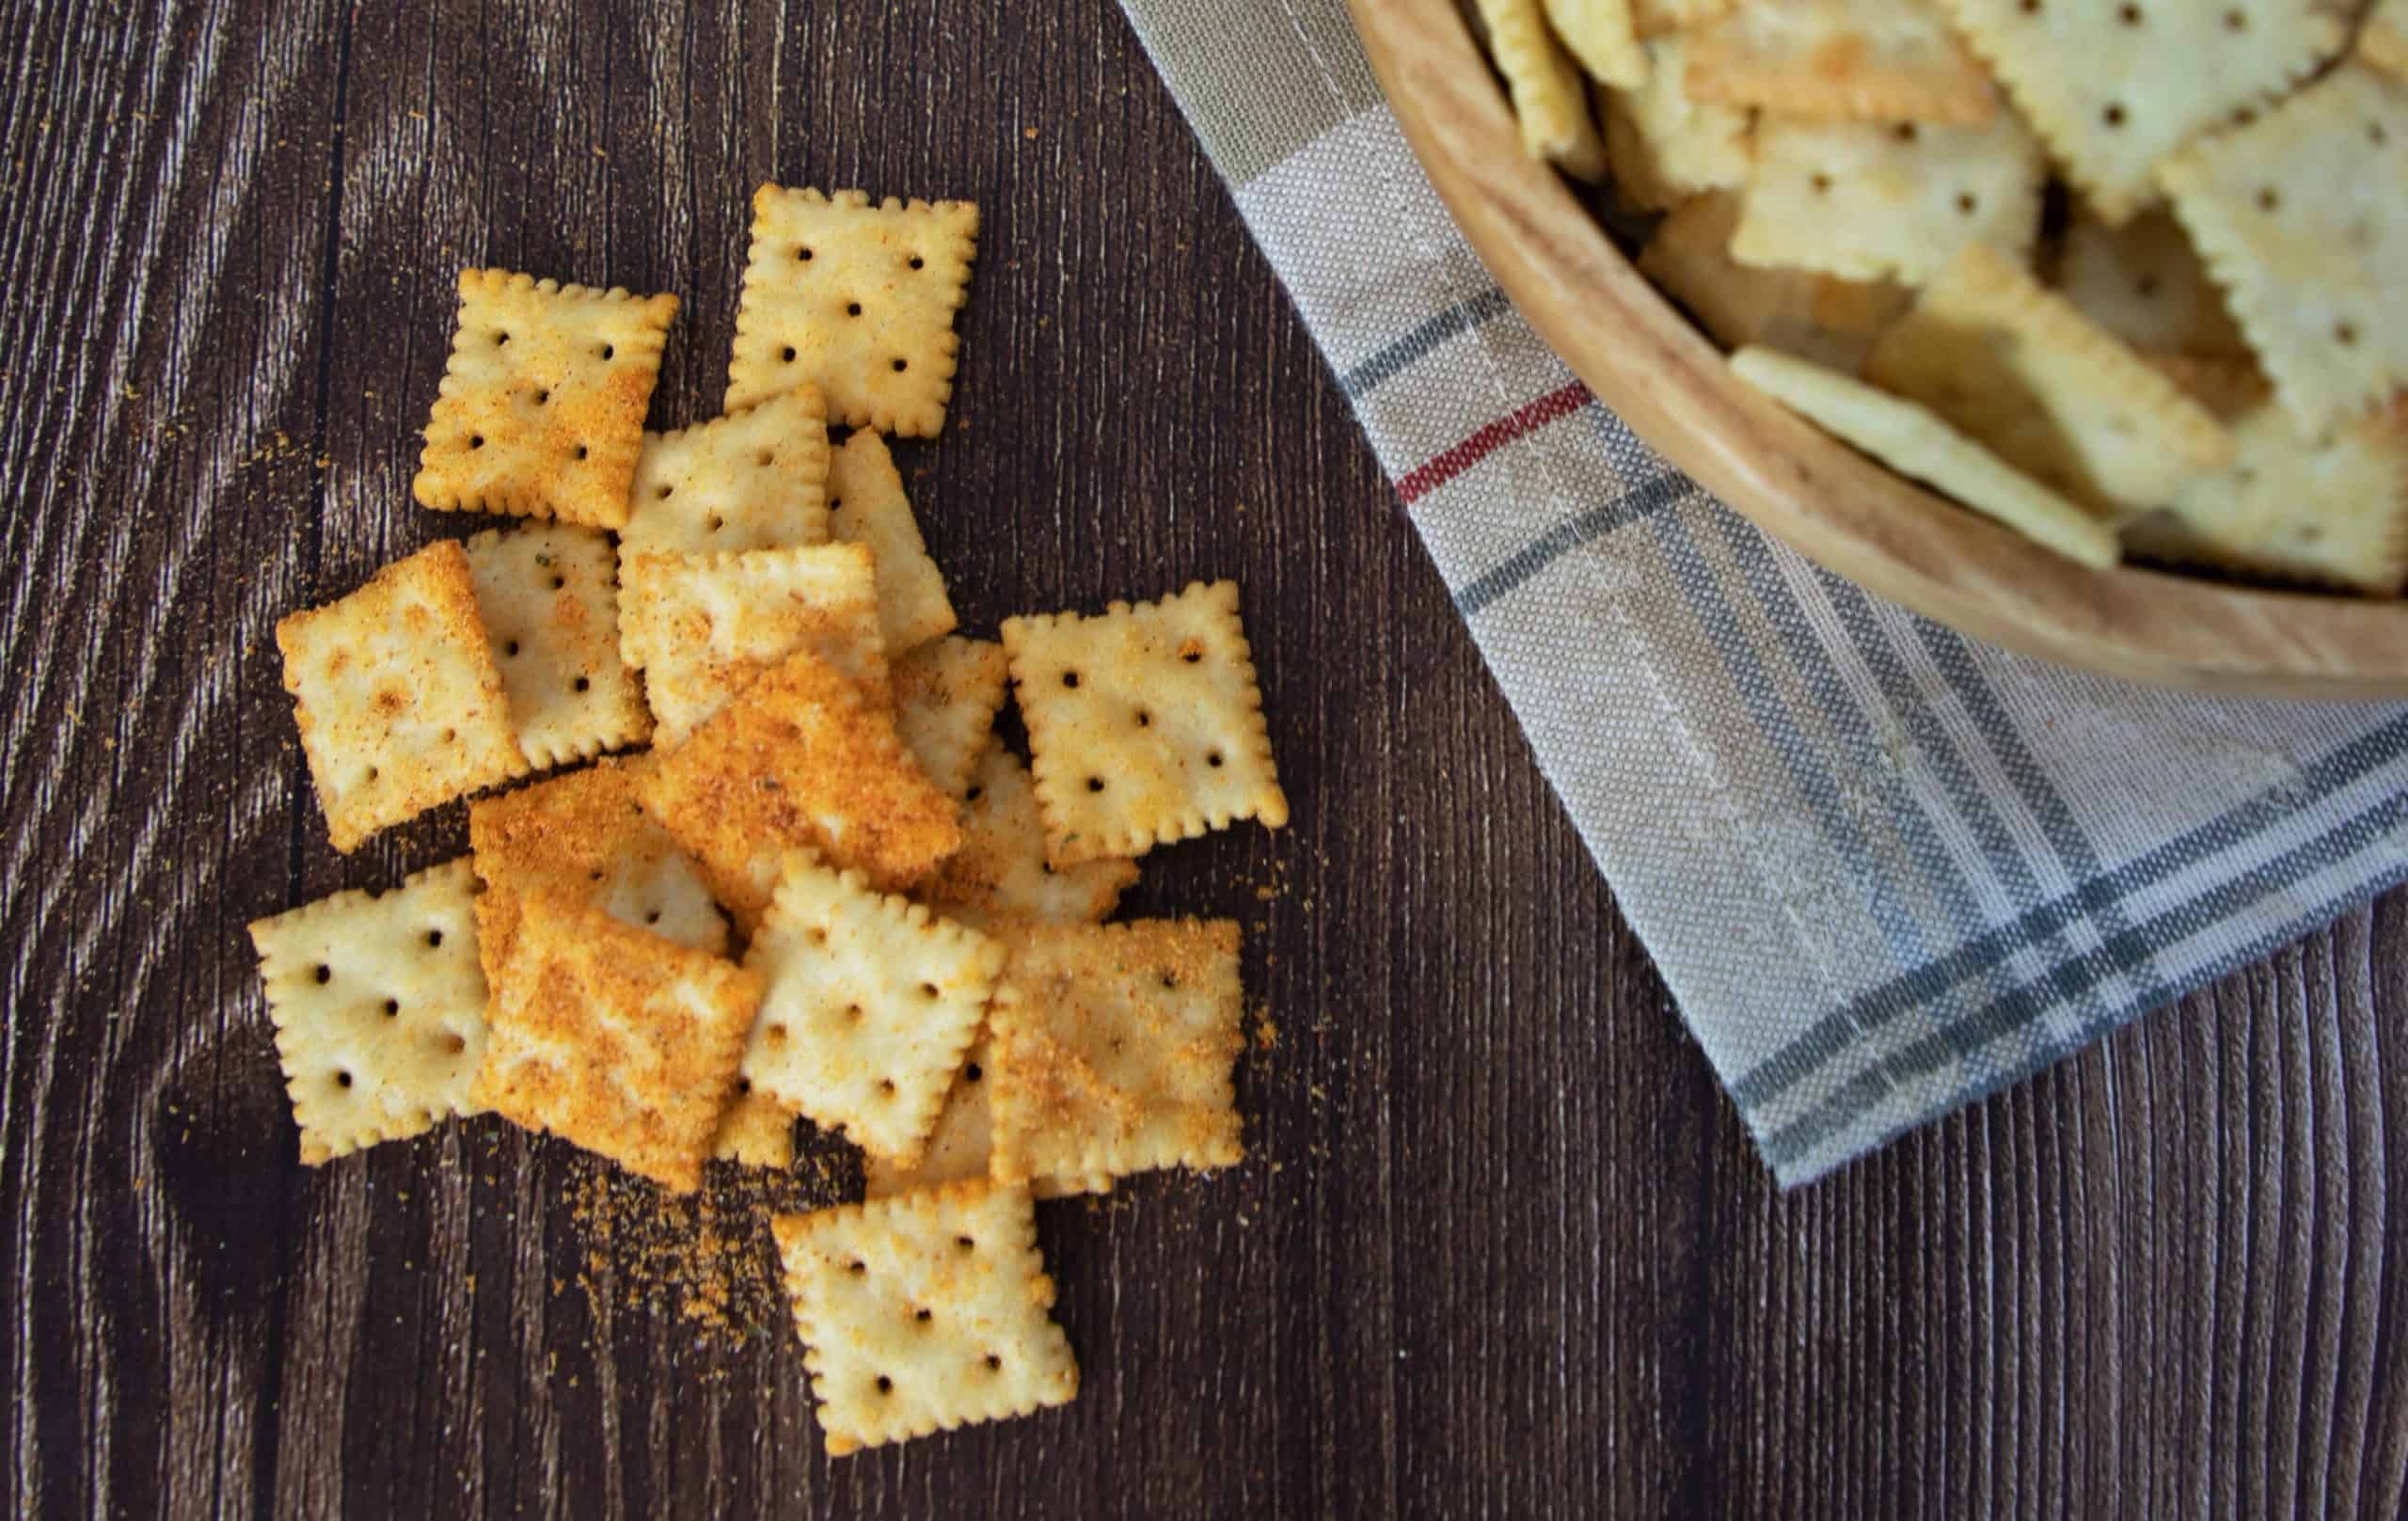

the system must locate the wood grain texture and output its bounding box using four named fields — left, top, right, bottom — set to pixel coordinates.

left=1, top=2, right=2402, bottom=1517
